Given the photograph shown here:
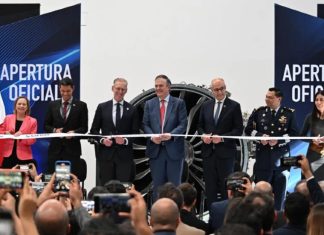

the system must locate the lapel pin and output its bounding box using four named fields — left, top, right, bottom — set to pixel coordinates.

left=127, top=107, right=129, bottom=110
